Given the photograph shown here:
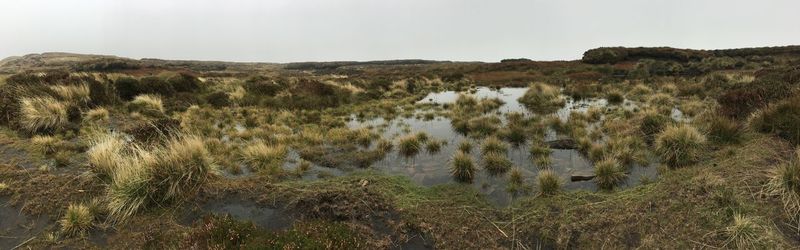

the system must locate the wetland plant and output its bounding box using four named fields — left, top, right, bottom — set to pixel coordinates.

left=536, top=170, right=562, bottom=196
left=481, top=136, right=508, bottom=156
left=655, top=124, right=706, bottom=168
left=450, top=151, right=476, bottom=183
left=457, top=140, right=473, bottom=153
left=425, top=139, right=445, bottom=154
left=240, top=142, right=288, bottom=173
left=398, top=135, right=422, bottom=158
left=594, top=158, right=627, bottom=190
left=517, top=83, right=565, bottom=113
left=482, top=152, right=512, bottom=175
